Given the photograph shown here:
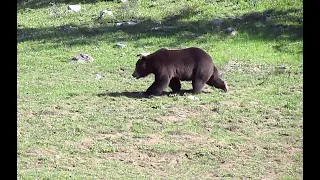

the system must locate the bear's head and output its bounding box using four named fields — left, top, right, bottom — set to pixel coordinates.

left=132, top=56, right=150, bottom=79
left=213, top=79, right=228, bottom=92
left=219, top=80, right=229, bottom=92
